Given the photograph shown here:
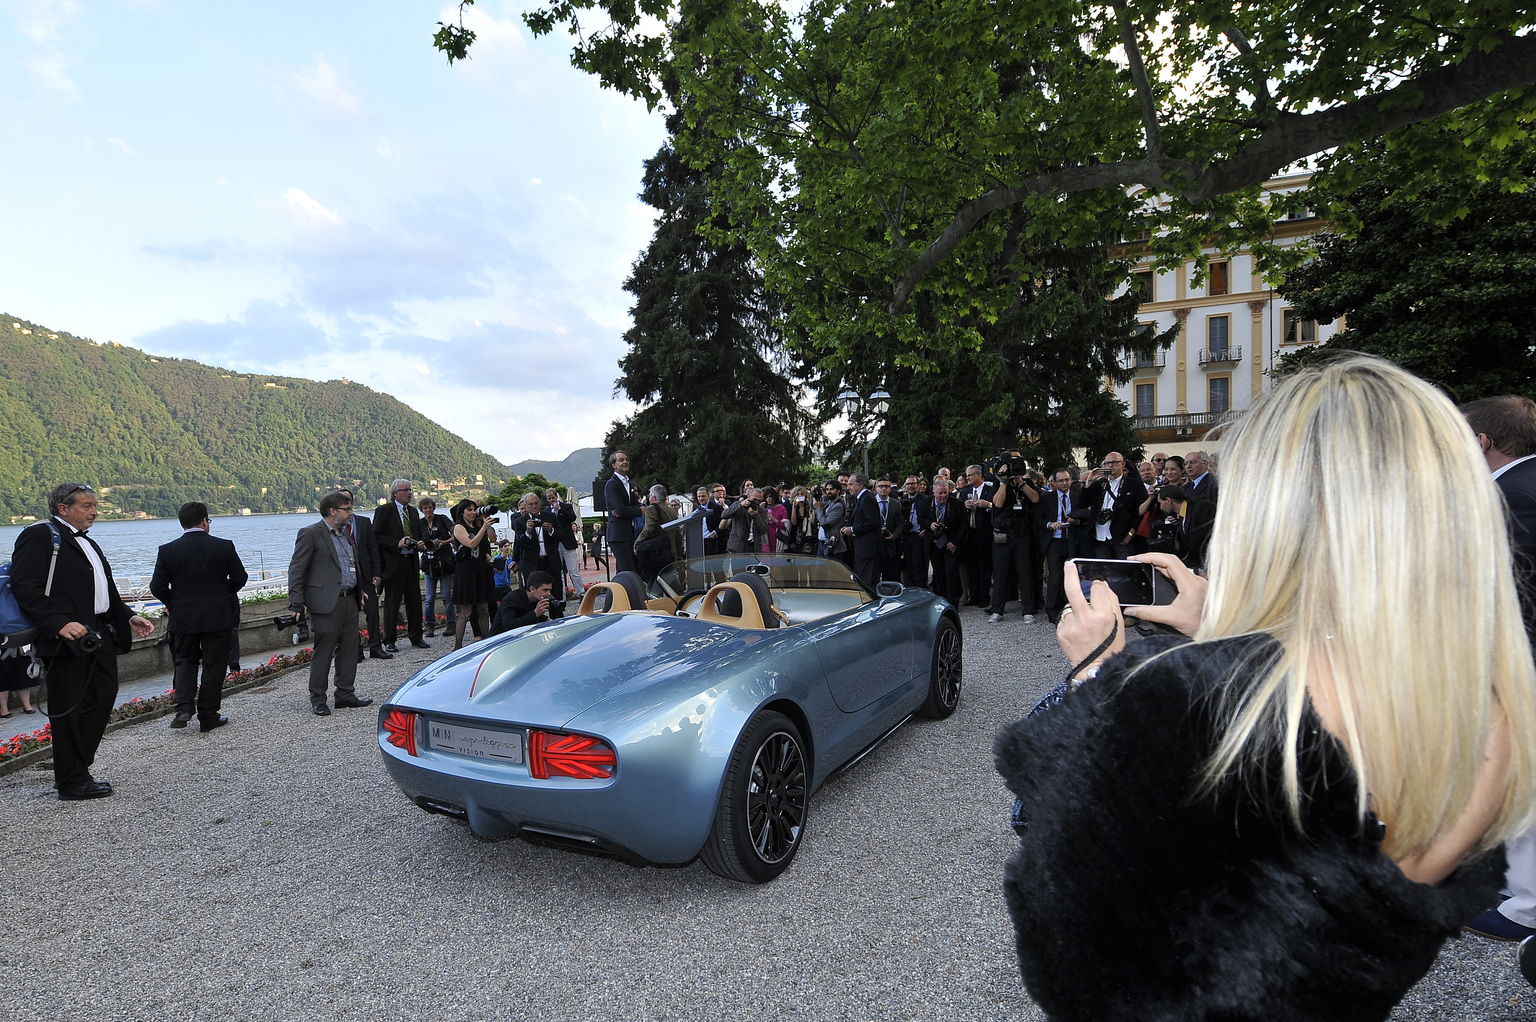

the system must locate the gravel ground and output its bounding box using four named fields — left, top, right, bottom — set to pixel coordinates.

left=0, top=606, right=1530, bottom=1021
